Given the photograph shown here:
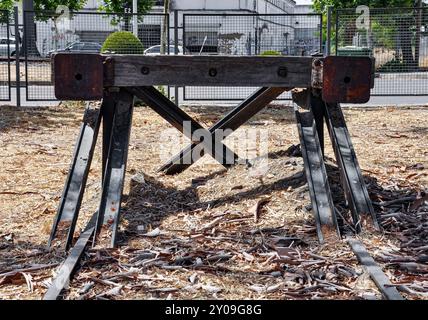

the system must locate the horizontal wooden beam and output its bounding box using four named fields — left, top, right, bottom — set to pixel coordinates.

left=52, top=54, right=374, bottom=103
left=111, top=55, right=314, bottom=87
